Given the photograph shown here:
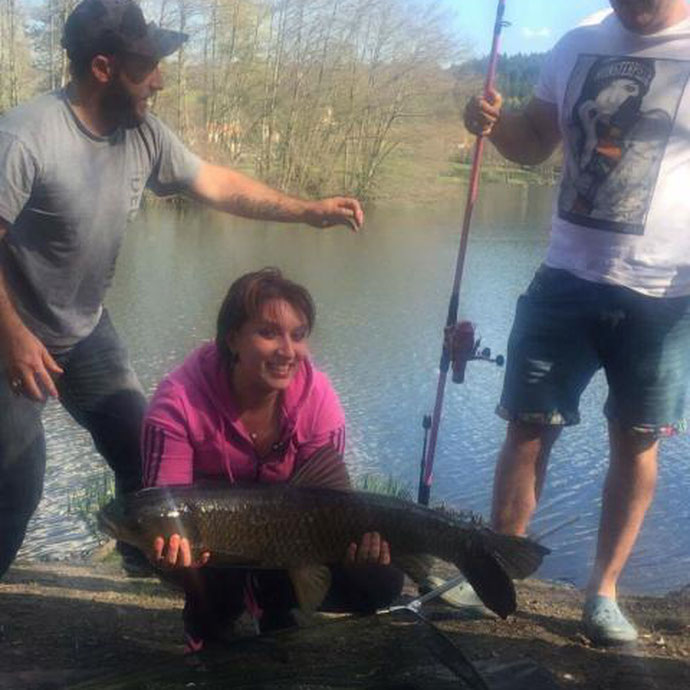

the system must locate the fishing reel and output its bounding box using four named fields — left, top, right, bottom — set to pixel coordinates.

left=447, top=321, right=504, bottom=384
